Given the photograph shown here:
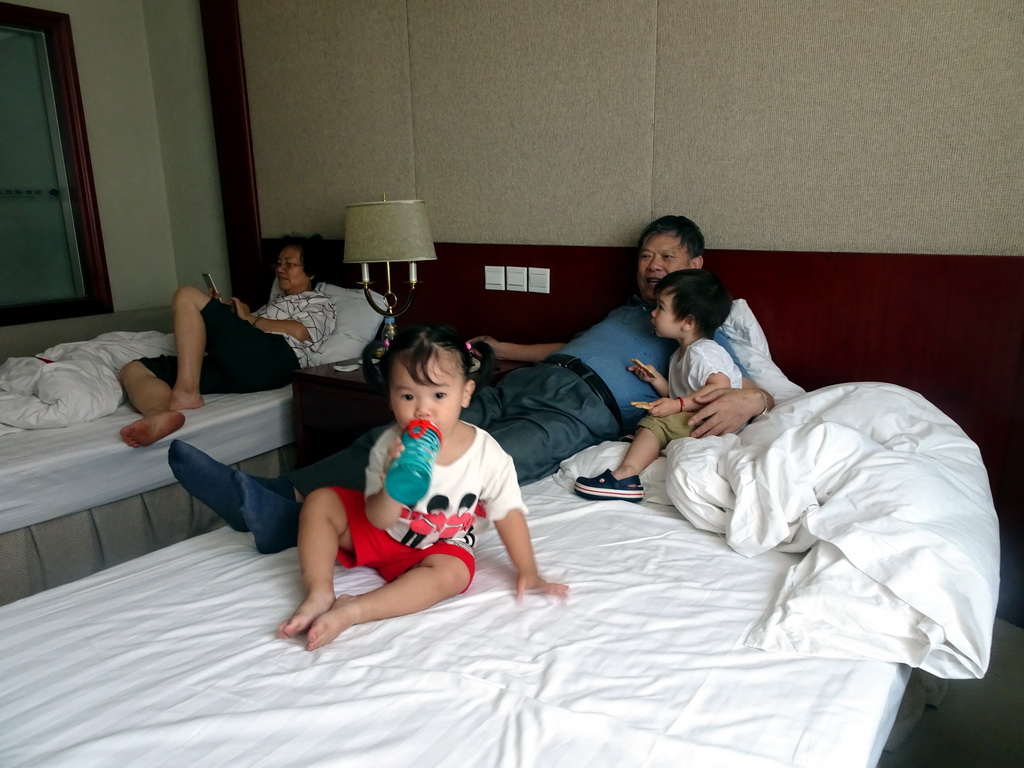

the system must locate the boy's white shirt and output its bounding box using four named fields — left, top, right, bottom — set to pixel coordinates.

left=668, top=338, right=743, bottom=397
left=365, top=422, right=526, bottom=550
